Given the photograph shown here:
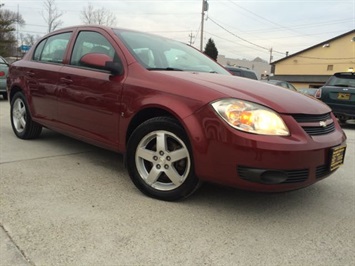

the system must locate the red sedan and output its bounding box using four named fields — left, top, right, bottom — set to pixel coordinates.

left=7, top=25, right=347, bottom=201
